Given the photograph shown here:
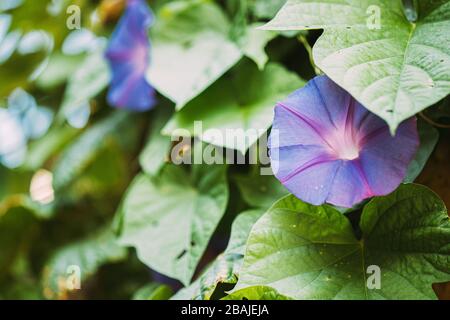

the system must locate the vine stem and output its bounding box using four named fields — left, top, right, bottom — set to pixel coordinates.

left=419, top=112, right=450, bottom=129
left=298, top=34, right=322, bottom=75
